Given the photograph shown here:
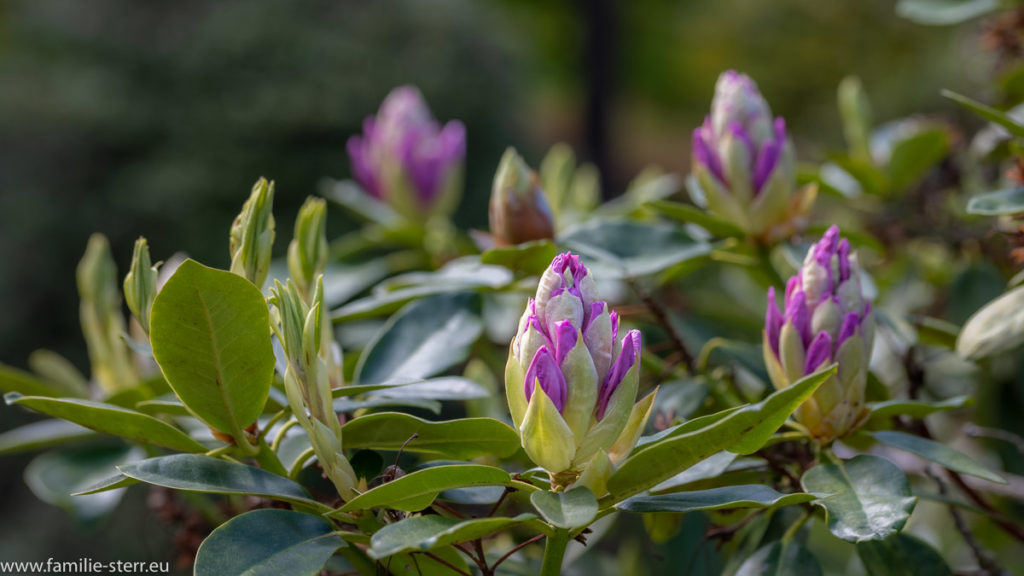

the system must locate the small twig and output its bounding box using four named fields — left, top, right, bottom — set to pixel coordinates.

left=627, top=277, right=696, bottom=374
left=706, top=509, right=763, bottom=543
left=487, top=487, right=513, bottom=518
left=927, top=469, right=1003, bottom=576
left=419, top=551, right=472, bottom=576
left=432, top=500, right=466, bottom=519
left=491, top=534, right=546, bottom=572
